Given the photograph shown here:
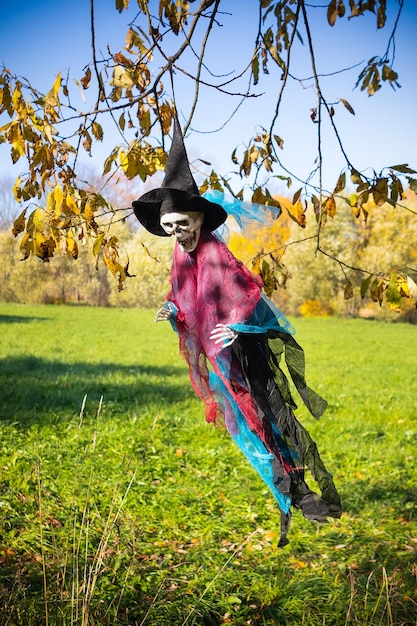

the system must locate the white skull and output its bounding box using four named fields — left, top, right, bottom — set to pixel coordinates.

left=160, top=211, right=204, bottom=253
